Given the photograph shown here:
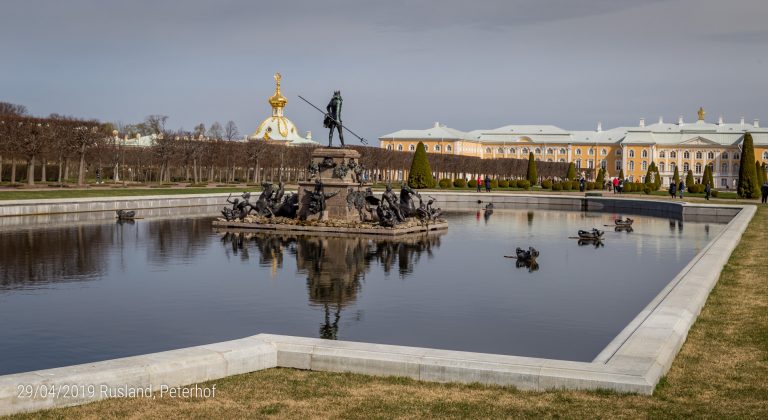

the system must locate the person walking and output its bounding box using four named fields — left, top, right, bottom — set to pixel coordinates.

left=476, top=175, right=482, bottom=193
left=618, top=179, right=624, bottom=194
left=669, top=182, right=677, bottom=199
left=704, top=183, right=711, bottom=201
left=678, top=180, right=685, bottom=200
left=613, top=177, right=619, bottom=194
left=484, top=175, right=491, bottom=192
left=761, top=181, right=768, bottom=204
